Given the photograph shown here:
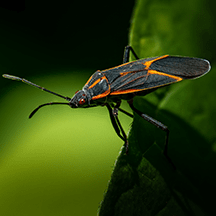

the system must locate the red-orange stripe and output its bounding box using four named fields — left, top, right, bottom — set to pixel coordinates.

left=110, top=69, right=182, bottom=95
left=92, top=89, right=110, bottom=100
left=91, top=76, right=111, bottom=100
left=148, top=69, right=182, bottom=81
left=143, top=55, right=169, bottom=69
